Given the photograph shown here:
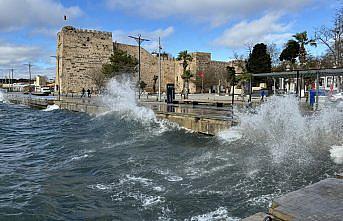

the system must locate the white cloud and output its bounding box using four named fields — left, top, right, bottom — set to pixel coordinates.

left=106, top=0, right=314, bottom=26
left=0, top=41, right=54, bottom=78
left=213, top=13, right=293, bottom=48
left=0, top=0, right=83, bottom=32
left=112, top=26, right=175, bottom=52
left=29, top=28, right=60, bottom=38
